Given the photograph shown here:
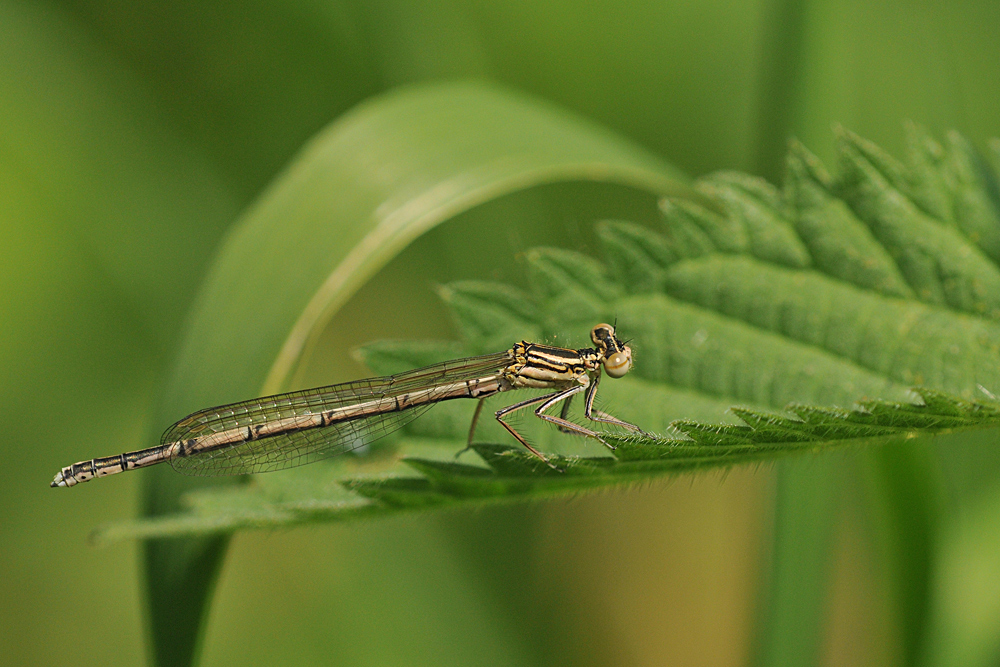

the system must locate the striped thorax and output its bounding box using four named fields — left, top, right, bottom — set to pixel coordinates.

left=506, top=323, right=632, bottom=389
